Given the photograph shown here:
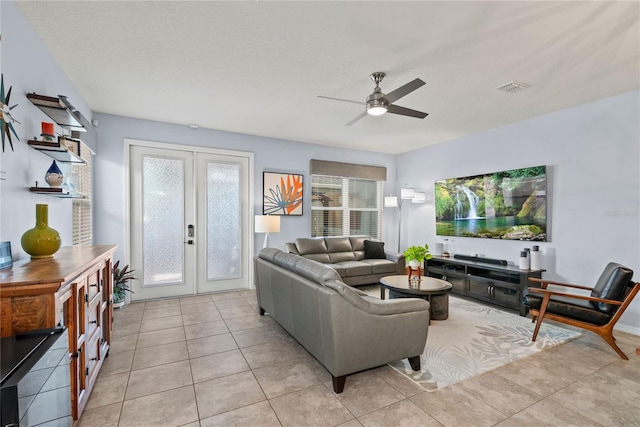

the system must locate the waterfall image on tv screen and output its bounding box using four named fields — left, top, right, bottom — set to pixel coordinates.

left=435, top=165, right=547, bottom=241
